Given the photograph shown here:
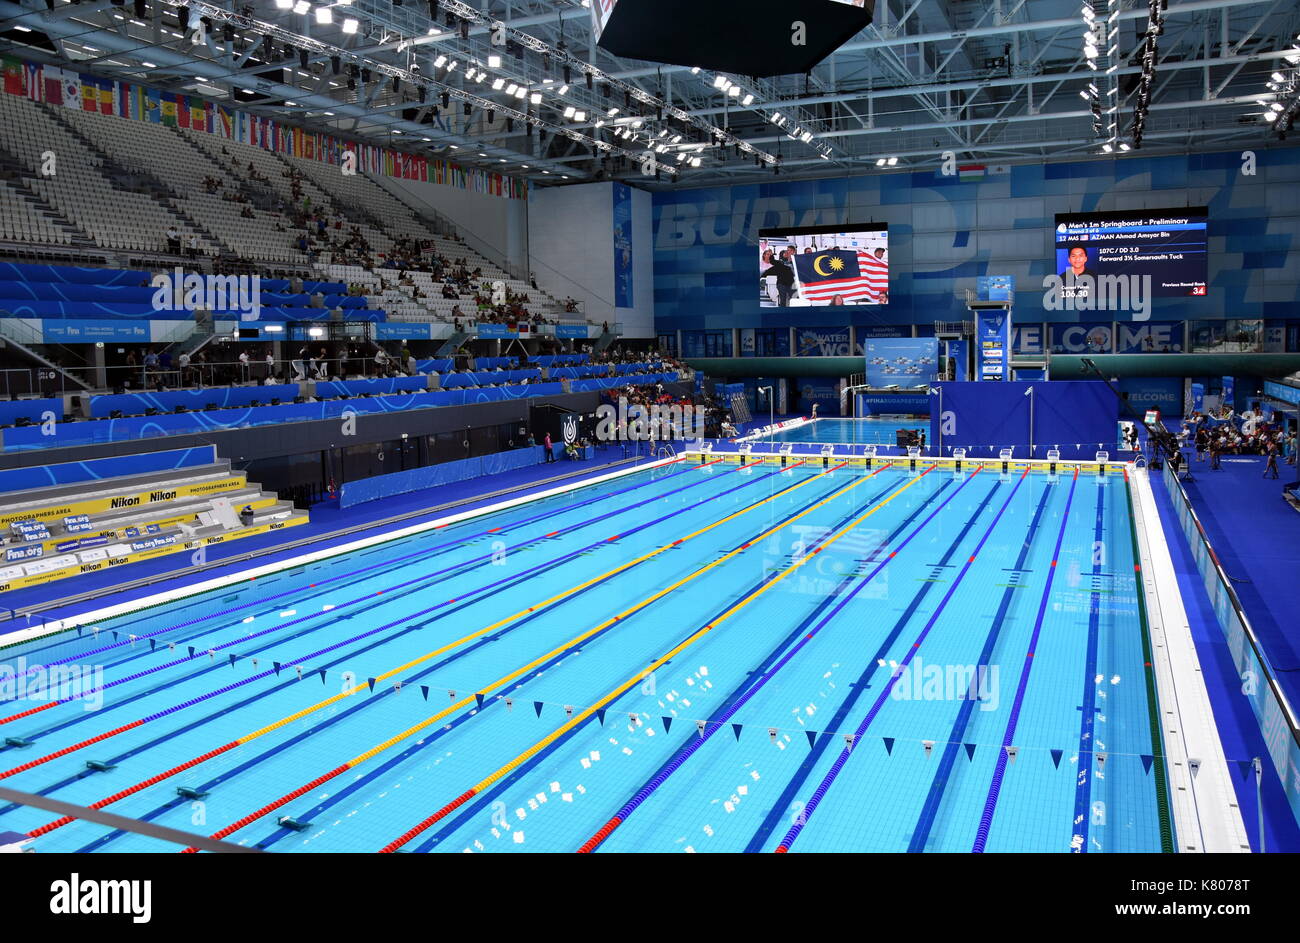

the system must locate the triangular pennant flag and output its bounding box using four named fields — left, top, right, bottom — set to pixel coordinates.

left=150, top=638, right=157, bottom=651
left=662, top=716, right=673, bottom=733
left=394, top=681, right=403, bottom=694
left=732, top=723, right=743, bottom=741
left=596, top=709, right=606, bottom=726
left=1146, top=755, right=1161, bottom=776
left=420, top=686, right=430, bottom=701
left=1004, top=745, right=1018, bottom=764
left=319, top=669, right=327, bottom=684
left=768, top=728, right=778, bottom=744
left=1188, top=758, right=1201, bottom=779
left=251, top=658, right=258, bottom=670
left=273, top=662, right=282, bottom=676
left=228, top=654, right=237, bottom=667
left=697, top=720, right=707, bottom=738
left=922, top=740, right=935, bottom=759
left=475, top=693, right=484, bottom=709
left=295, top=666, right=302, bottom=681
left=534, top=701, right=544, bottom=717
left=505, top=697, right=513, bottom=712
left=448, top=690, right=456, bottom=701
left=1050, top=749, right=1063, bottom=768
left=111, top=630, right=119, bottom=640
left=883, top=737, right=895, bottom=755
left=188, top=646, right=196, bottom=659
left=367, top=677, right=376, bottom=692
left=806, top=730, right=817, bottom=748
left=168, top=642, right=176, bottom=651
left=565, top=705, right=575, bottom=719
left=964, top=743, right=977, bottom=761
left=843, top=733, right=856, bottom=751
left=1095, top=752, right=1107, bottom=771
